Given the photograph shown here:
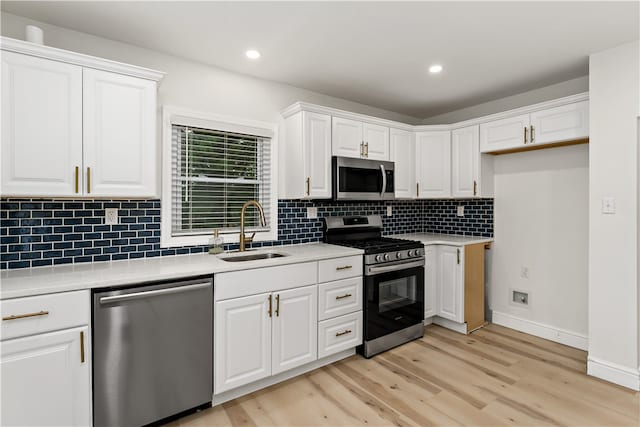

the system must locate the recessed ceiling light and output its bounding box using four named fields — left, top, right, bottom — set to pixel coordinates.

left=245, top=50, right=261, bottom=59
left=429, top=64, right=443, bottom=74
